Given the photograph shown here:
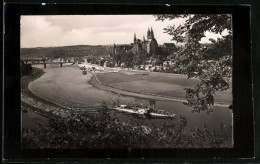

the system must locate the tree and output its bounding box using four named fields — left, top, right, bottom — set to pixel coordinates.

left=155, top=14, right=232, bottom=113
left=122, top=51, right=134, bottom=68
left=113, top=50, right=124, bottom=66
left=22, top=104, right=232, bottom=149
left=90, top=57, right=98, bottom=64
left=133, top=50, right=149, bottom=66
